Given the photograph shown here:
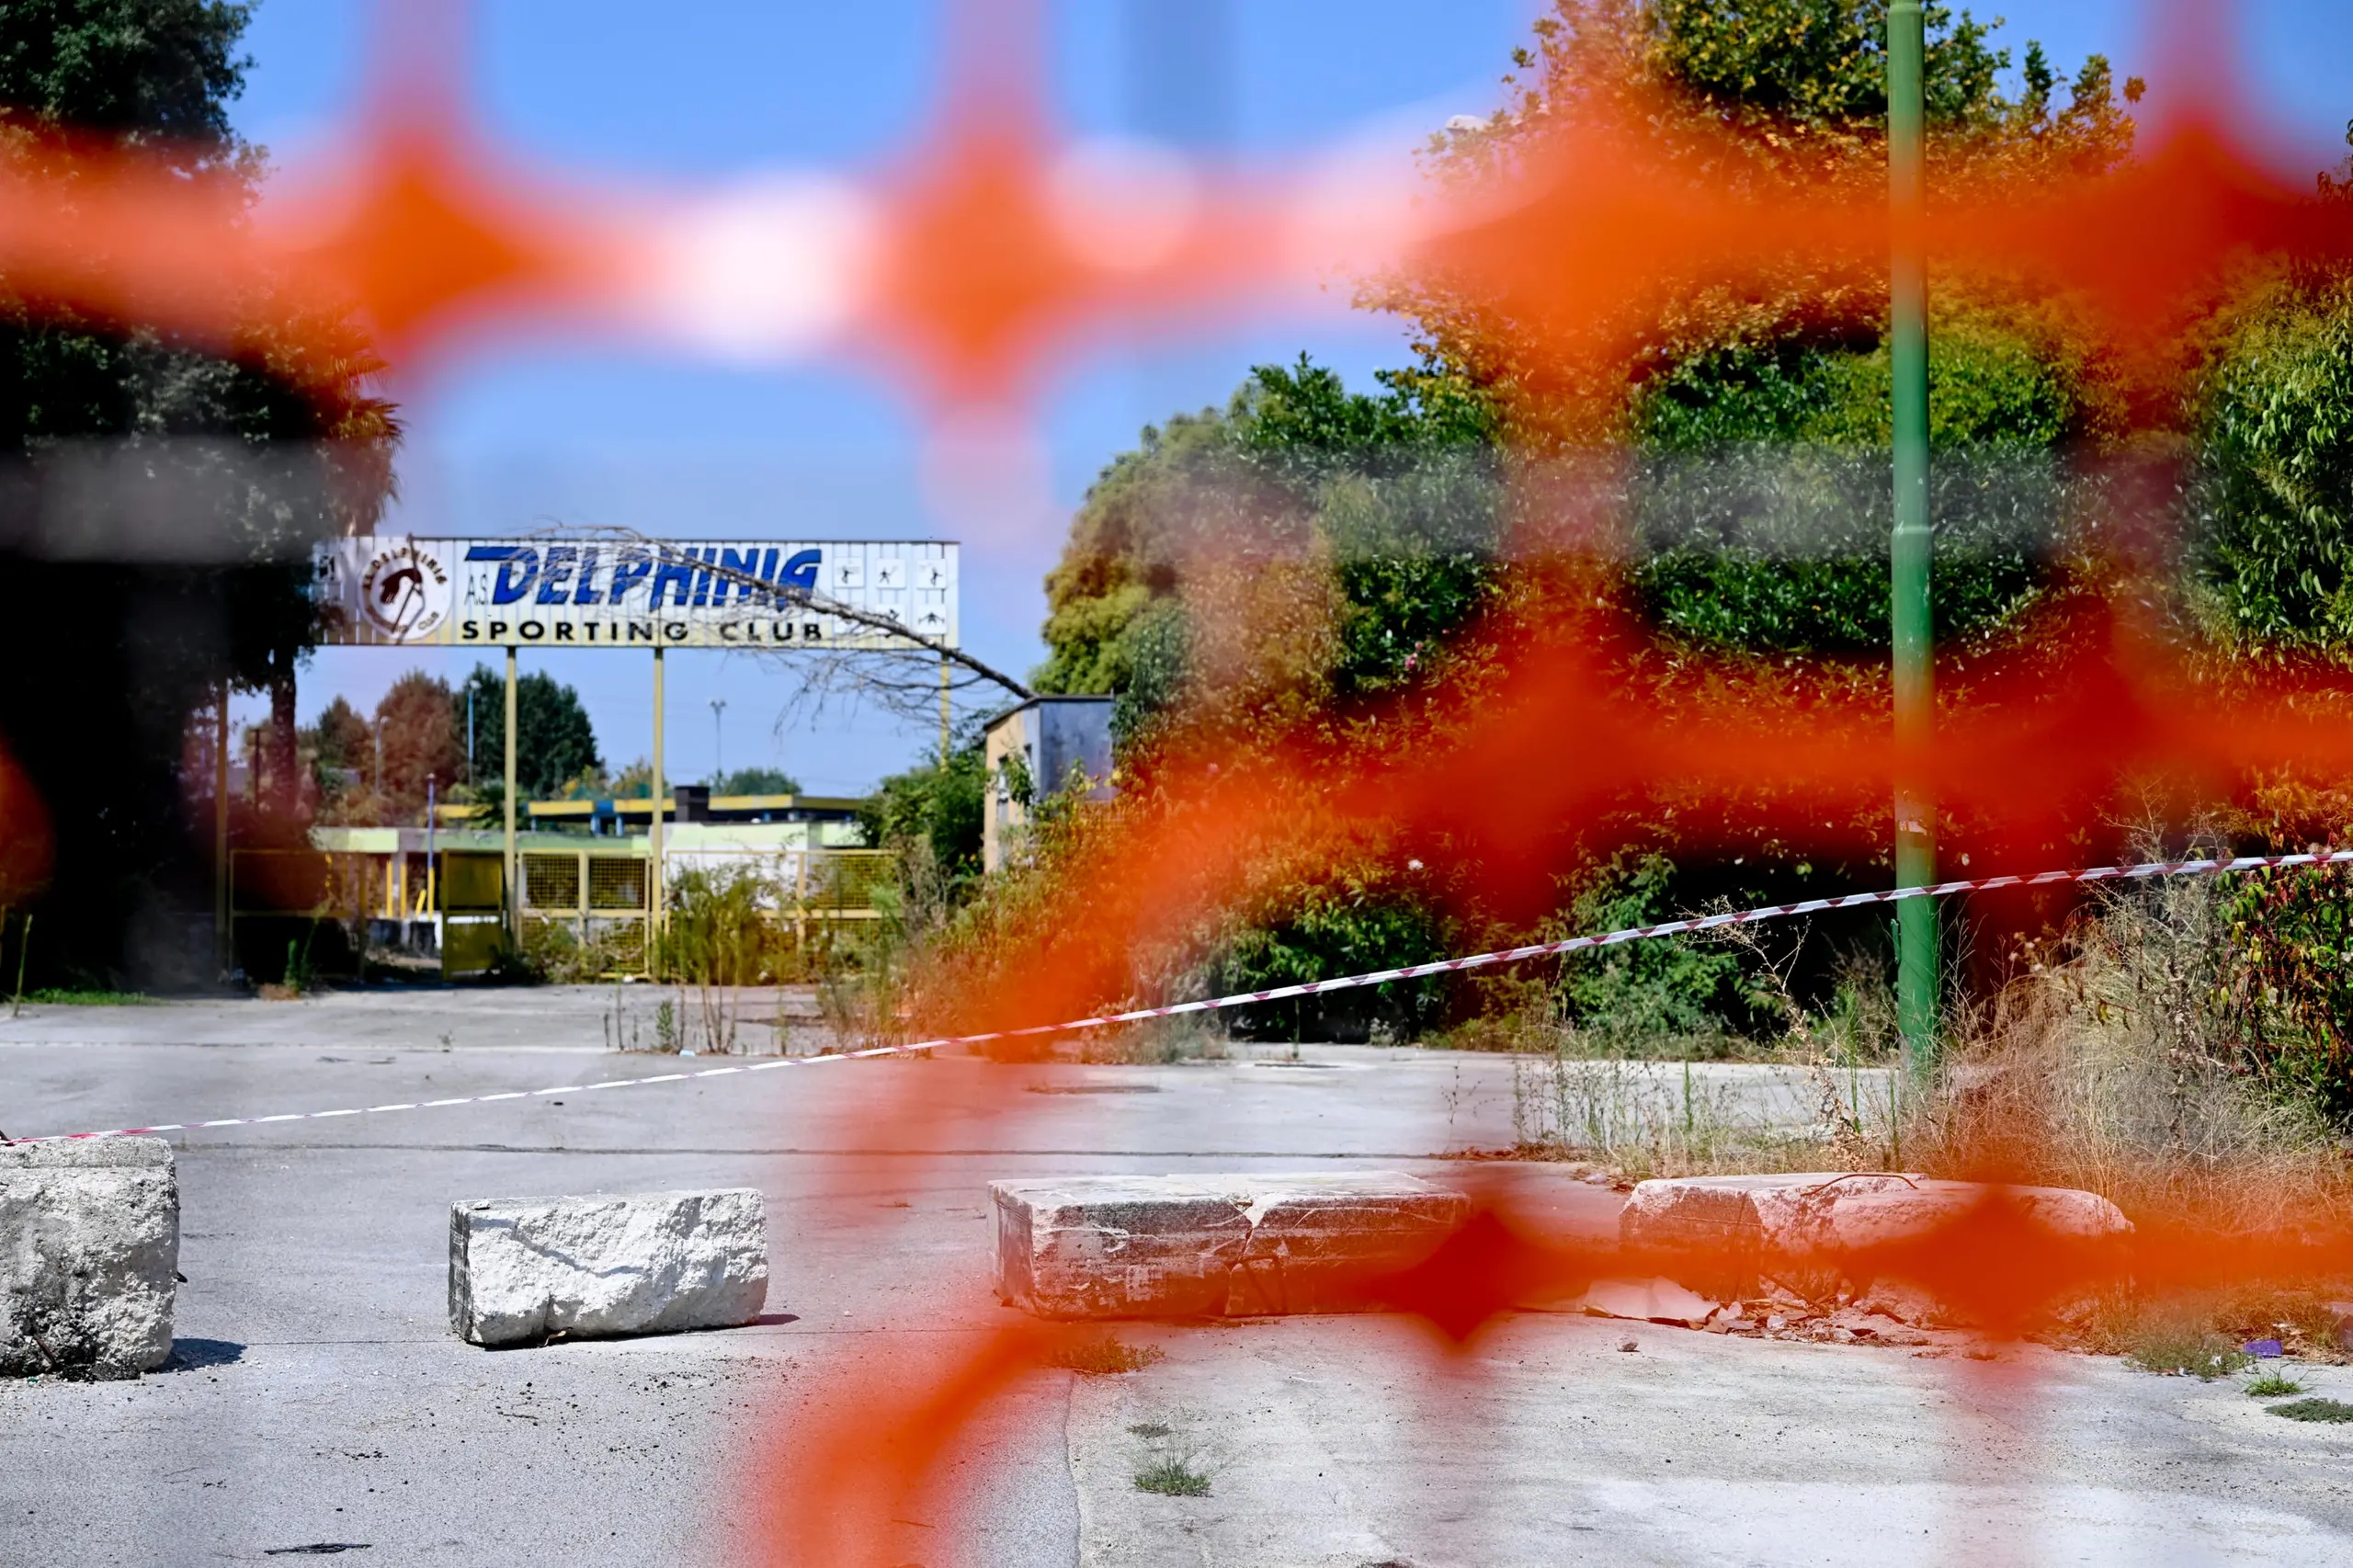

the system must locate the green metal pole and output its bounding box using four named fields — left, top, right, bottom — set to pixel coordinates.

left=504, top=645, right=519, bottom=947
left=1889, top=0, right=1938, bottom=1076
